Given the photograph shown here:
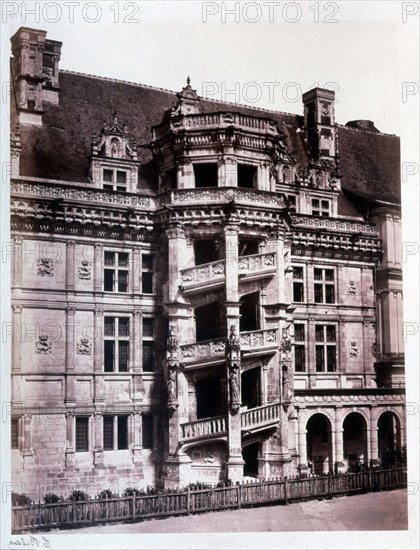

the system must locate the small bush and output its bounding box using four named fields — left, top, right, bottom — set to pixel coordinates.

left=69, top=489, right=90, bottom=502
left=43, top=492, right=61, bottom=503
left=12, top=492, right=32, bottom=506
left=122, top=487, right=146, bottom=497
left=97, top=489, right=117, bottom=499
